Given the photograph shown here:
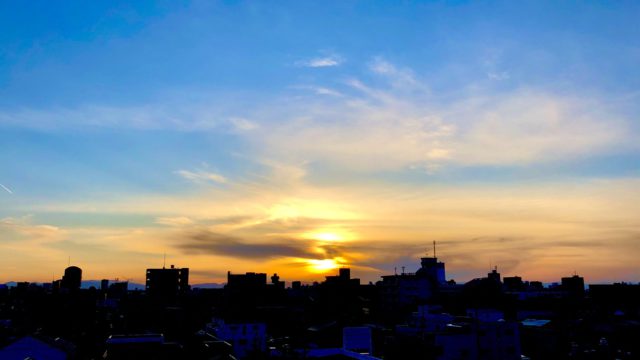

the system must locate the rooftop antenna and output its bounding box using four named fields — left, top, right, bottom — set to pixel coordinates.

left=394, top=267, right=397, bottom=275
left=401, top=266, right=405, bottom=275
left=433, top=240, right=437, bottom=258
left=163, top=252, right=166, bottom=269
